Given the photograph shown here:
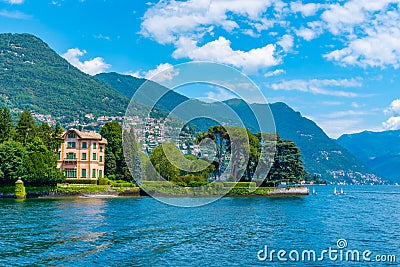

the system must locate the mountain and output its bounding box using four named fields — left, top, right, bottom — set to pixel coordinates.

left=337, top=130, right=400, bottom=183
left=96, top=72, right=381, bottom=184
left=0, top=33, right=145, bottom=123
